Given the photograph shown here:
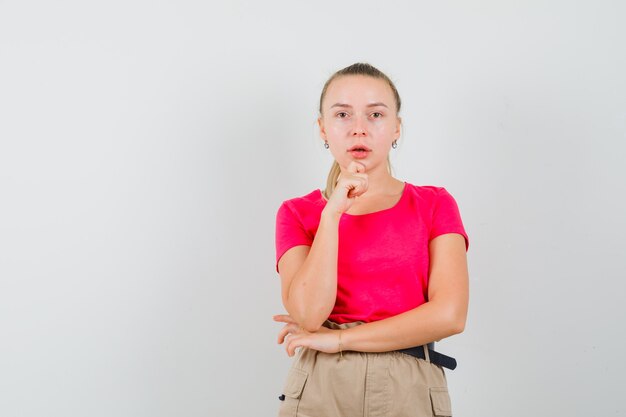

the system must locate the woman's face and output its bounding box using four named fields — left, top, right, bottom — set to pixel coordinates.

left=318, top=75, right=401, bottom=173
